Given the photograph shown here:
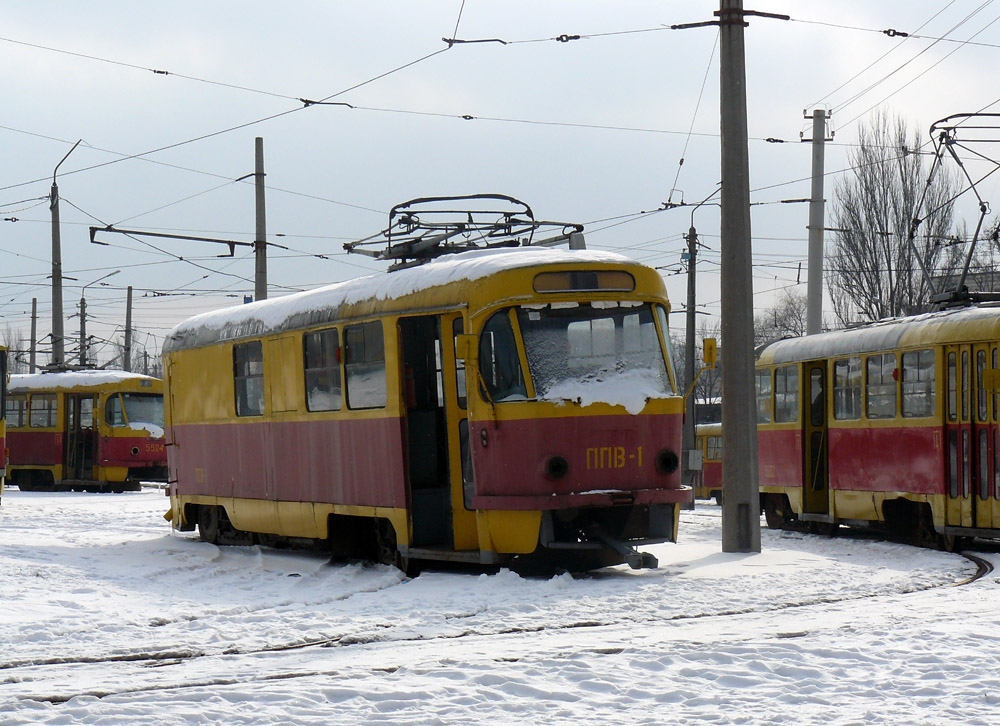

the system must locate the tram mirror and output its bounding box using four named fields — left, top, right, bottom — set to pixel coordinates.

left=455, top=334, right=477, bottom=362
left=703, top=338, right=718, bottom=368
